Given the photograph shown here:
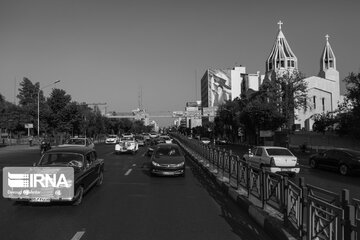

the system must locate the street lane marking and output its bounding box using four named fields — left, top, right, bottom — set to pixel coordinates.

left=125, top=169, right=132, bottom=176
left=71, top=231, right=85, bottom=240
left=106, top=151, right=114, bottom=155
